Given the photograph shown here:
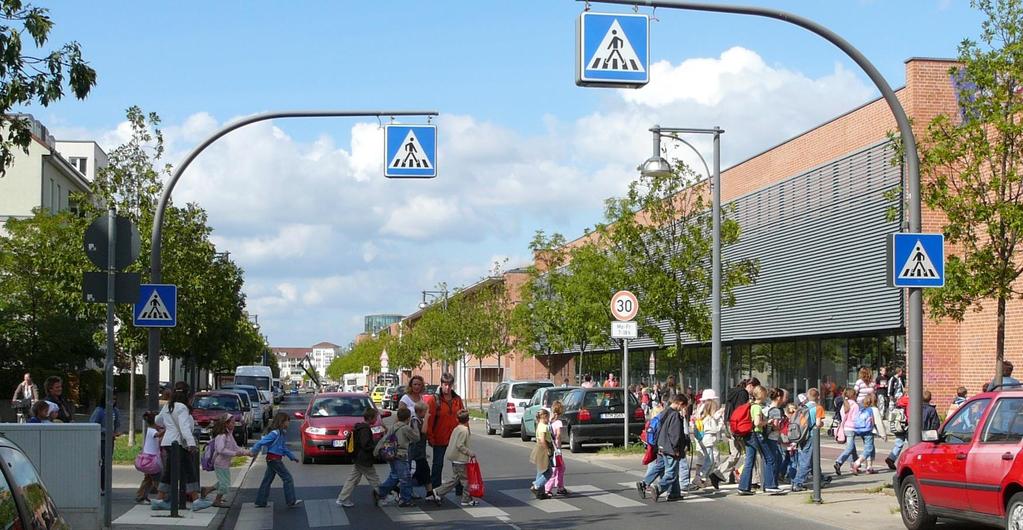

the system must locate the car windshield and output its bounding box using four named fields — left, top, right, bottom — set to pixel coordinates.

left=309, top=397, right=374, bottom=417
left=583, top=390, right=625, bottom=408
left=193, top=395, right=239, bottom=411
left=373, top=386, right=386, bottom=393
left=512, top=383, right=553, bottom=399
left=544, top=388, right=573, bottom=405
left=227, top=386, right=260, bottom=402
